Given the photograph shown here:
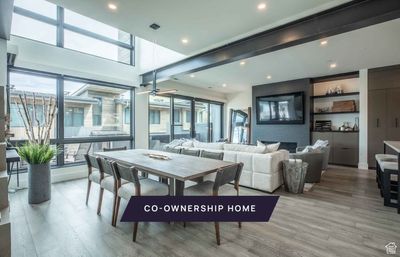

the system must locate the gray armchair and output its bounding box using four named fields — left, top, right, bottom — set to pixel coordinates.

left=289, top=151, right=324, bottom=183
left=296, top=145, right=330, bottom=171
